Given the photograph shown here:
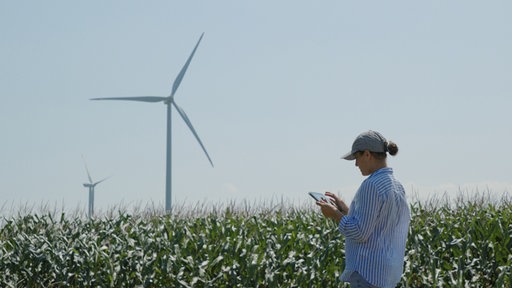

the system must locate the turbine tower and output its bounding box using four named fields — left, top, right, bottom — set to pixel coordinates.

left=91, top=33, right=213, bottom=213
left=82, top=156, right=108, bottom=218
